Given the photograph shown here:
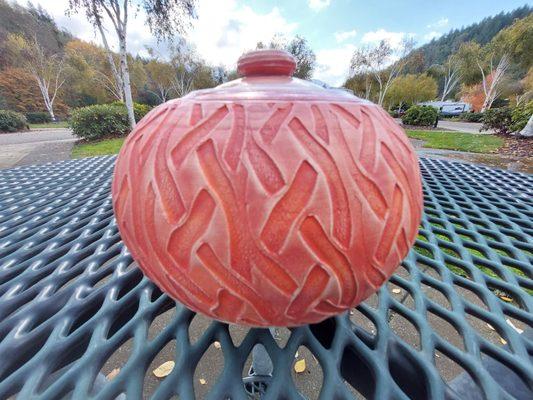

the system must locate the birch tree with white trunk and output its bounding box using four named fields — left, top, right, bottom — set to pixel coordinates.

left=68, top=0, right=197, bottom=129
left=168, top=42, right=200, bottom=97
left=95, top=14, right=124, bottom=102
left=479, top=54, right=510, bottom=112
left=172, top=67, right=194, bottom=97
left=350, top=39, right=415, bottom=106
left=6, top=34, right=66, bottom=121
left=440, top=56, right=461, bottom=101
left=145, top=59, right=175, bottom=102
left=94, top=69, right=124, bottom=101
